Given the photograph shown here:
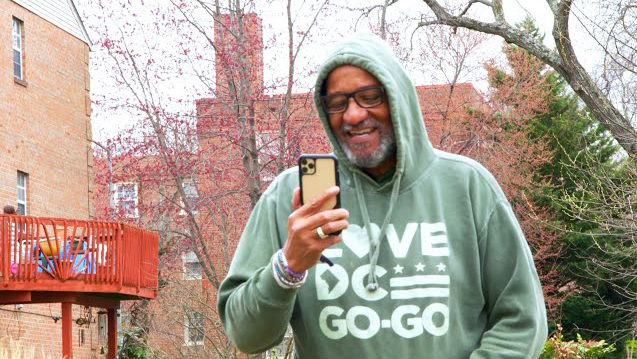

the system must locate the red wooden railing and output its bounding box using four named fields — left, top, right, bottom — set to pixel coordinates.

left=0, top=215, right=158, bottom=298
